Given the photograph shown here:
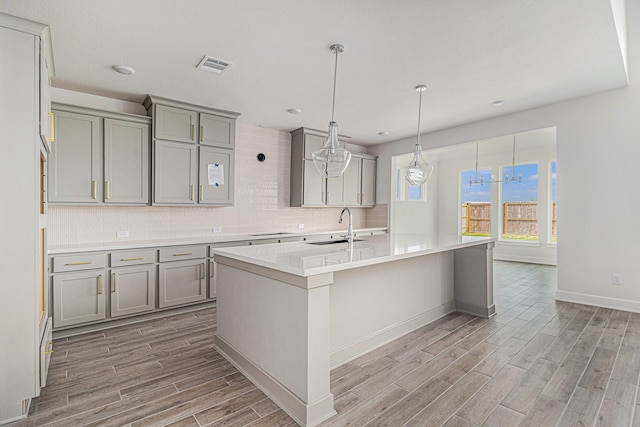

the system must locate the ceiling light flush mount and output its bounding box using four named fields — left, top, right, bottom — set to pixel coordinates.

left=112, top=65, right=135, bottom=75
left=312, top=43, right=351, bottom=178
left=405, top=85, right=434, bottom=185
left=491, top=100, right=505, bottom=107
left=378, top=131, right=390, bottom=136
left=287, top=108, right=302, bottom=114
